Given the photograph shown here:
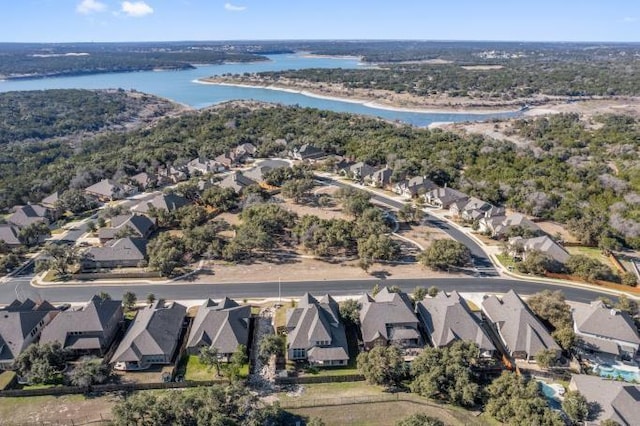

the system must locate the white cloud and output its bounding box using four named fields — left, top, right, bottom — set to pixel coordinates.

left=622, top=17, right=637, bottom=23
left=224, top=2, right=247, bottom=12
left=121, top=1, right=154, bottom=17
left=77, top=0, right=107, bottom=15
